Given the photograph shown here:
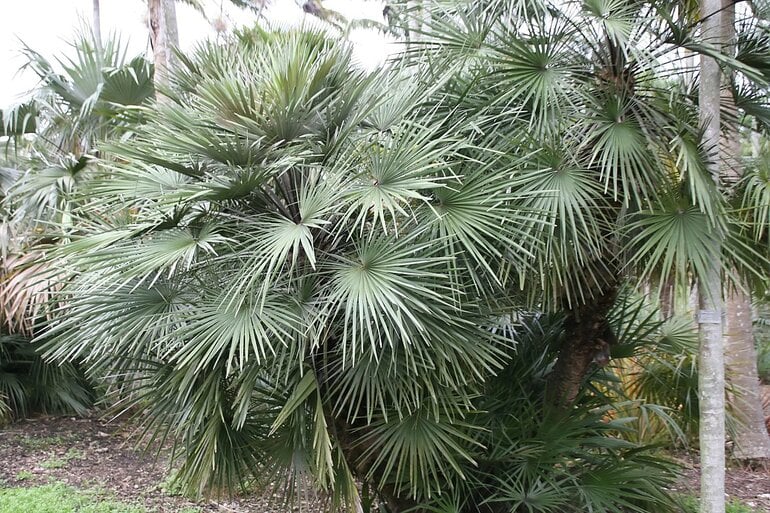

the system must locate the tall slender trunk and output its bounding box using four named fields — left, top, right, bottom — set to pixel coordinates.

left=720, top=0, right=770, bottom=462
left=163, top=0, right=179, bottom=67
left=93, top=0, right=102, bottom=51
left=148, top=0, right=179, bottom=96
left=725, top=288, right=770, bottom=459
left=698, top=1, right=725, bottom=512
